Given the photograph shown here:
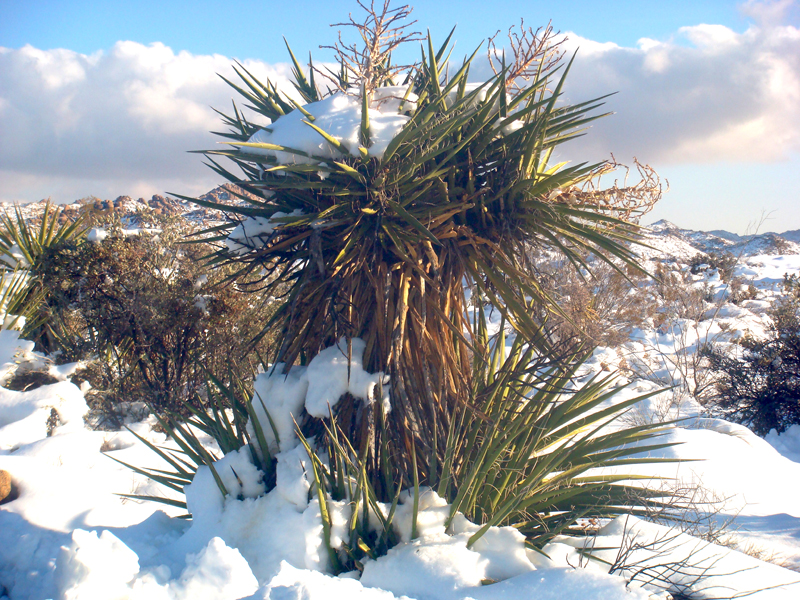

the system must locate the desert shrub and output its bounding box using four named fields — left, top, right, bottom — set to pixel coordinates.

left=689, top=251, right=737, bottom=283
left=533, top=255, right=653, bottom=350
left=783, top=272, right=800, bottom=299
left=727, top=276, right=758, bottom=305
left=649, top=263, right=709, bottom=324
left=613, top=262, right=729, bottom=405
left=32, top=220, right=275, bottom=421
left=704, top=275, right=800, bottom=434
